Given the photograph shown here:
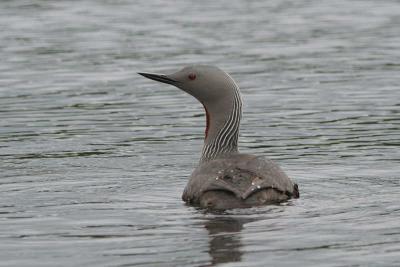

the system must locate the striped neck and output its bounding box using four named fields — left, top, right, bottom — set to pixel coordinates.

left=200, top=80, right=242, bottom=163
